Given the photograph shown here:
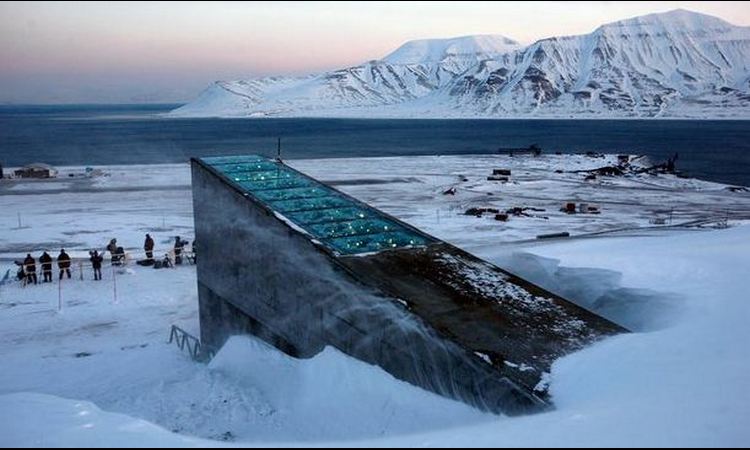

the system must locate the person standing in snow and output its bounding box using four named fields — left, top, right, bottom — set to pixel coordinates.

left=144, top=234, right=155, bottom=262
left=39, top=251, right=53, bottom=283
left=107, top=238, right=125, bottom=266
left=106, top=238, right=118, bottom=263
left=89, top=250, right=103, bottom=281
left=23, top=254, right=37, bottom=286
left=173, top=236, right=185, bottom=265
left=106, top=238, right=118, bottom=256
left=57, top=249, right=72, bottom=280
